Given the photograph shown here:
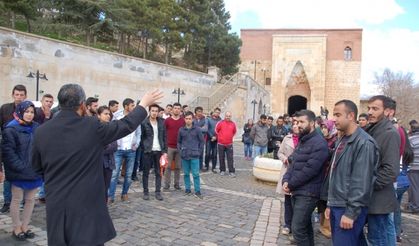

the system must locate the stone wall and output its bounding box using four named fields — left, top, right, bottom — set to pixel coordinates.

left=0, top=27, right=215, bottom=106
